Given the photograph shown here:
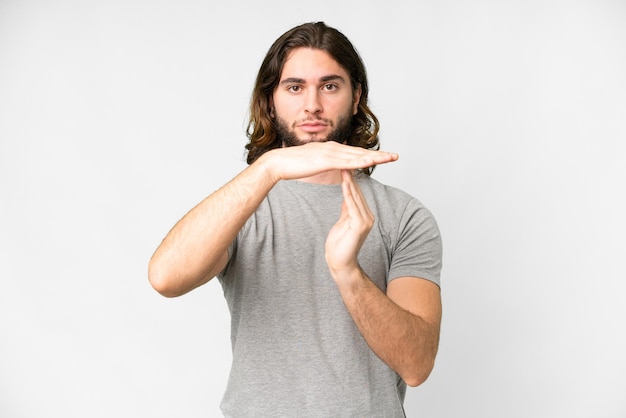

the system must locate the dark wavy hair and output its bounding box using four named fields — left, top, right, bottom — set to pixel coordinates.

left=245, top=22, right=380, bottom=175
